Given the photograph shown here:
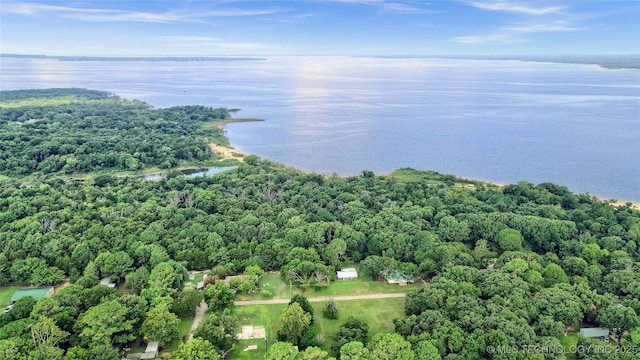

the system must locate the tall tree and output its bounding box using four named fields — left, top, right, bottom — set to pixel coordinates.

left=597, top=305, right=639, bottom=337
left=298, top=346, right=333, bottom=360
left=340, top=341, right=370, bottom=360
left=495, top=228, right=523, bottom=252
left=331, top=316, right=369, bottom=352
left=172, top=289, right=203, bottom=317
left=278, top=303, right=312, bottom=345
left=141, top=303, right=180, bottom=346
left=172, top=338, right=221, bottom=360
left=323, top=299, right=338, bottom=320
left=289, top=295, right=314, bottom=323
left=76, top=300, right=134, bottom=345
left=414, top=341, right=441, bottom=360
left=203, top=281, right=235, bottom=312
left=368, top=333, right=415, bottom=360
left=30, top=316, right=69, bottom=348
left=125, top=266, right=149, bottom=294
left=192, top=309, right=238, bottom=358
left=266, top=342, right=299, bottom=360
